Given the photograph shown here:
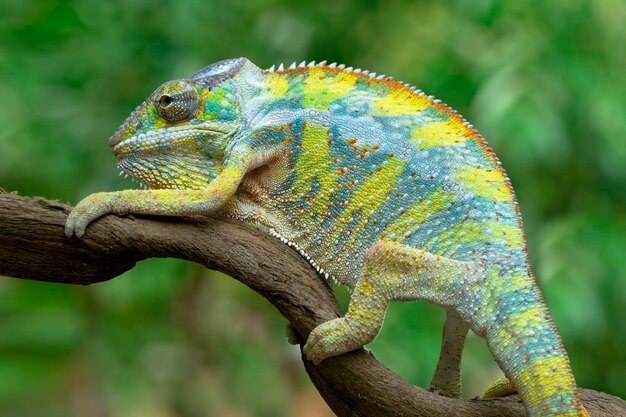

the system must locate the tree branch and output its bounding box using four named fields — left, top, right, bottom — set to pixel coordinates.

left=0, top=190, right=624, bottom=416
